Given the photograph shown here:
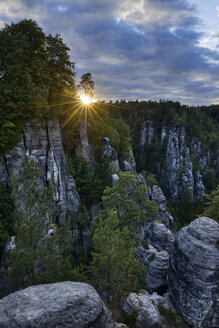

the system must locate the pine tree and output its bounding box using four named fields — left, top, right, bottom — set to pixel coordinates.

left=8, top=159, right=77, bottom=289
left=90, top=209, right=143, bottom=304
left=101, top=171, right=158, bottom=237
left=202, top=184, right=219, bottom=222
